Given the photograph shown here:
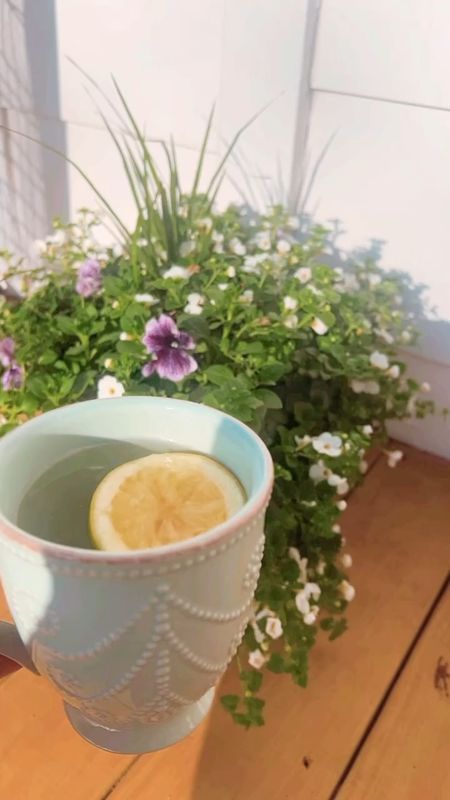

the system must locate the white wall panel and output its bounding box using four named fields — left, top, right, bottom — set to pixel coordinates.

left=313, top=0, right=450, bottom=110
left=55, top=0, right=225, bottom=150
left=305, top=92, right=450, bottom=327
